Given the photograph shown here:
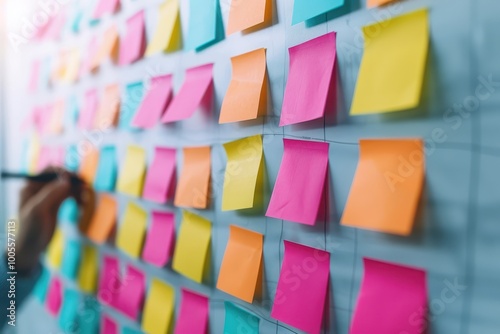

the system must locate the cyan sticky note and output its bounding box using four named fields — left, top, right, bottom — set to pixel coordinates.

left=187, top=0, right=224, bottom=51
left=120, top=82, right=145, bottom=130
left=66, top=96, right=79, bottom=128
left=94, top=146, right=117, bottom=192
left=61, top=240, right=81, bottom=280
left=224, top=301, right=260, bottom=334
left=292, top=0, right=344, bottom=25
left=33, top=267, right=51, bottom=303
left=58, top=198, right=79, bottom=224
left=123, top=327, right=143, bottom=334
left=79, top=297, right=100, bottom=334
left=58, top=289, right=80, bottom=333
left=65, top=145, right=80, bottom=172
